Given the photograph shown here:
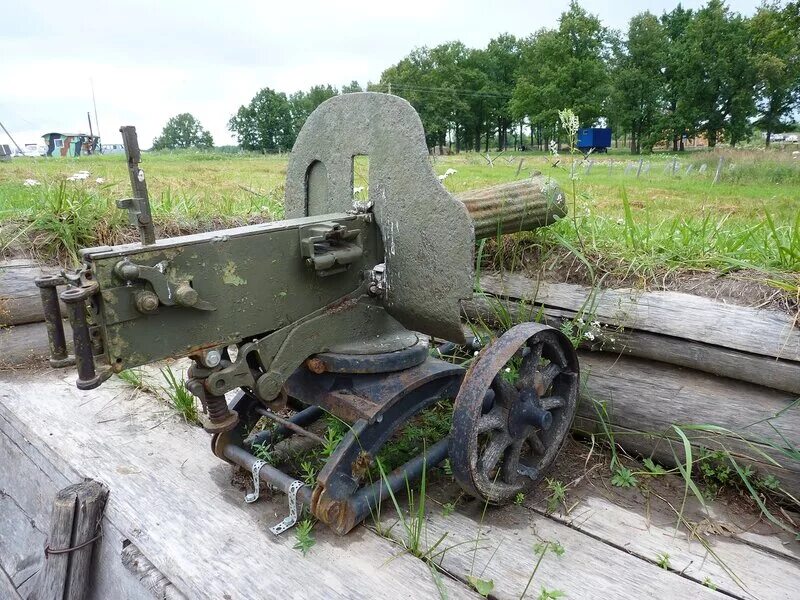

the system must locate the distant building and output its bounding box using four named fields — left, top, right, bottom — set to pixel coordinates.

left=42, top=132, right=100, bottom=157
left=101, top=143, right=125, bottom=154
